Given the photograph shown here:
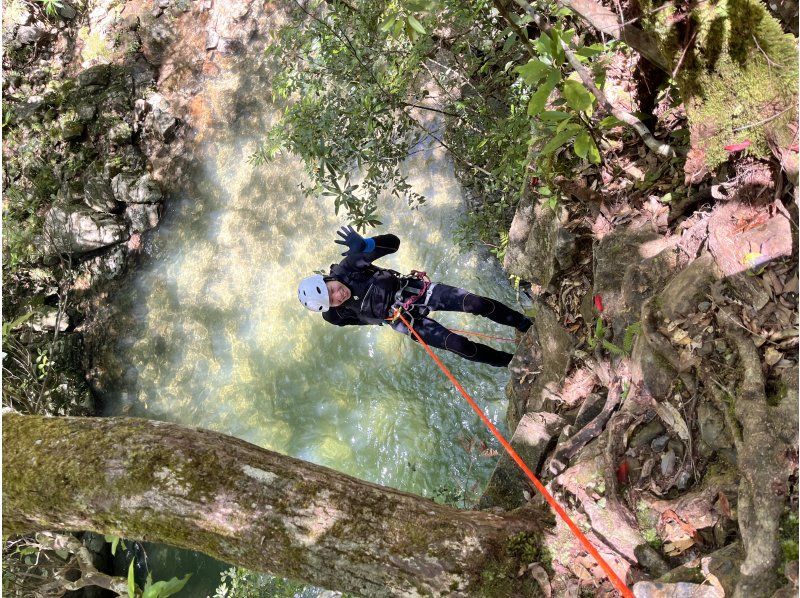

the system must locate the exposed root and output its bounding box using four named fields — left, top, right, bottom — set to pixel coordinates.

left=548, top=380, right=623, bottom=476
